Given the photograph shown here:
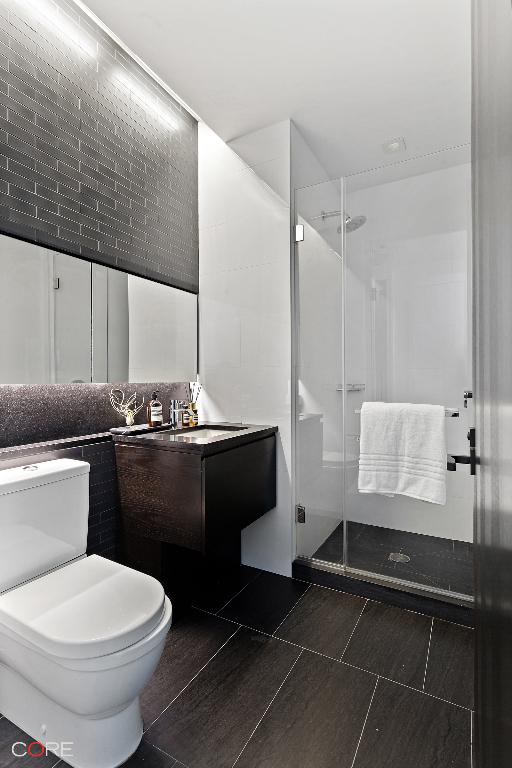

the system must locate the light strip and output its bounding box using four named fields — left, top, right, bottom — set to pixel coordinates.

left=12, top=0, right=96, bottom=57
left=71, top=0, right=201, bottom=120
left=113, top=67, right=178, bottom=132
left=12, top=0, right=195, bottom=130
